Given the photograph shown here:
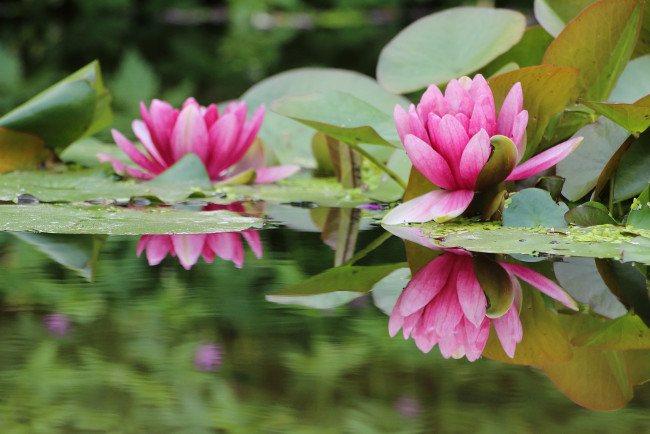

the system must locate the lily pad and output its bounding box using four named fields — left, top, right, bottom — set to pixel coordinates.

left=271, top=91, right=400, bottom=147
left=542, top=0, right=643, bottom=101
left=533, top=0, right=596, bottom=37
left=0, top=204, right=262, bottom=235
left=609, top=54, right=650, bottom=103
left=502, top=188, right=569, bottom=229
left=376, top=7, right=525, bottom=93
left=241, top=68, right=409, bottom=167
